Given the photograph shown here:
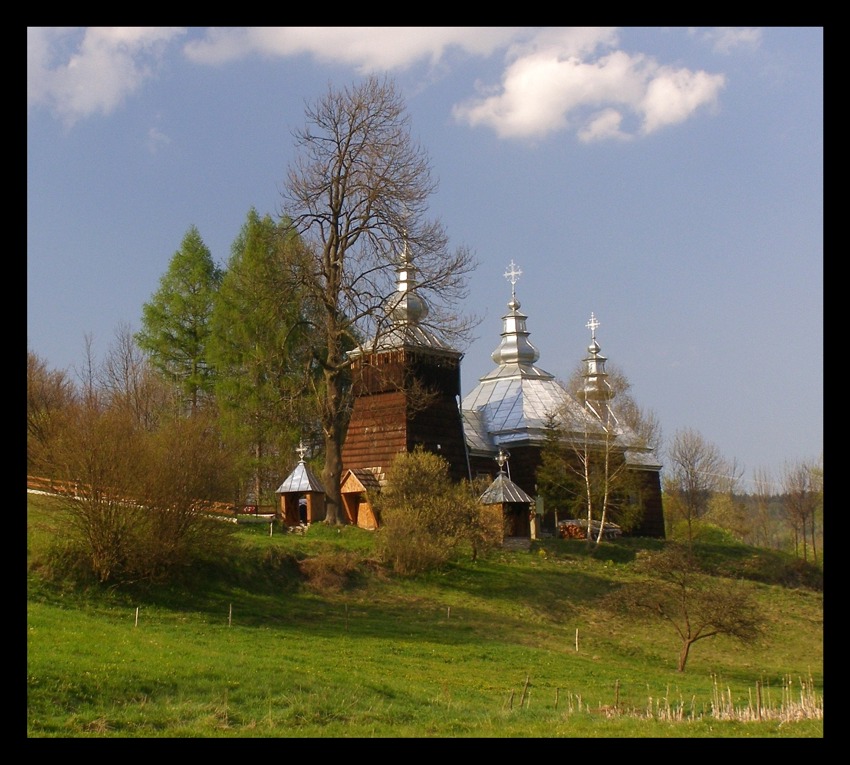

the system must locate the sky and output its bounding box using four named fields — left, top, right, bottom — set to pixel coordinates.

left=27, top=27, right=823, bottom=492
